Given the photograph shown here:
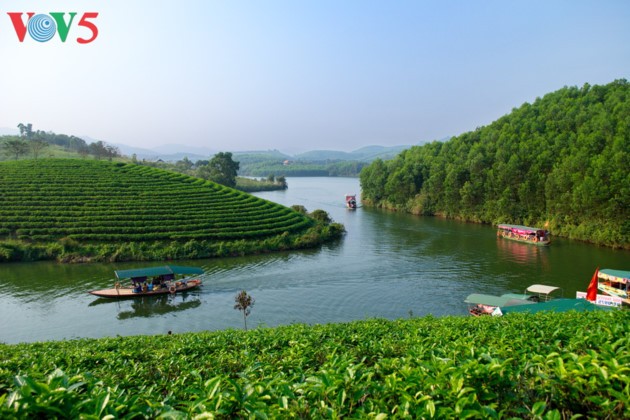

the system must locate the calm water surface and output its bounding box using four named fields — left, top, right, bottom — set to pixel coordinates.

left=1, top=177, right=628, bottom=344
